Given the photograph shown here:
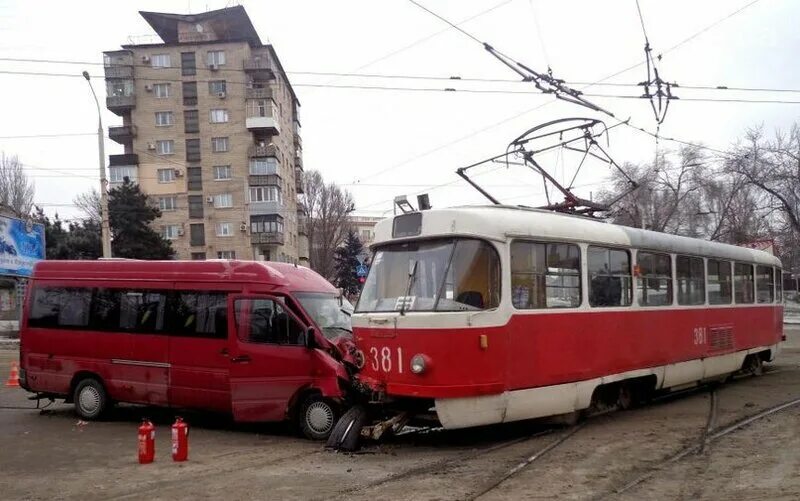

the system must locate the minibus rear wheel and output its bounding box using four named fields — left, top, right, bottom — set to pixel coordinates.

left=299, top=394, right=339, bottom=440
left=73, top=378, right=108, bottom=420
